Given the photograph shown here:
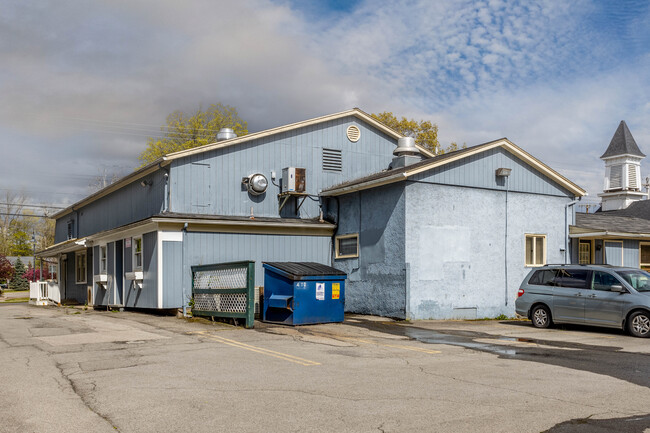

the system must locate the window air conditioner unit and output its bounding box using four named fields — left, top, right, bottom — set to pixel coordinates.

left=281, top=167, right=306, bottom=193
